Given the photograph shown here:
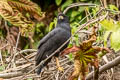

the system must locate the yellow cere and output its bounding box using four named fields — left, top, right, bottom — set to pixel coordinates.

left=59, top=15, right=64, bottom=19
